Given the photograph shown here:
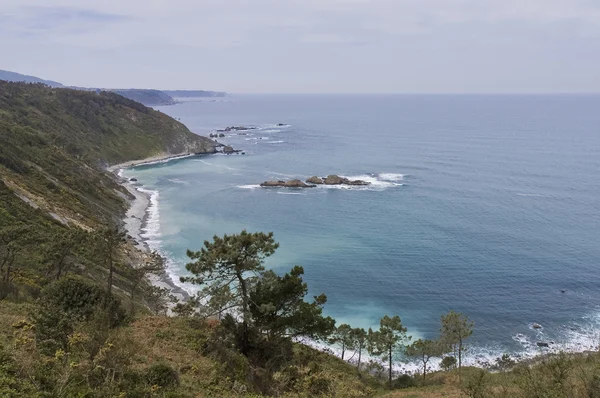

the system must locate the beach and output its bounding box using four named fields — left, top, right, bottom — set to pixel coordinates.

left=114, top=160, right=191, bottom=304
